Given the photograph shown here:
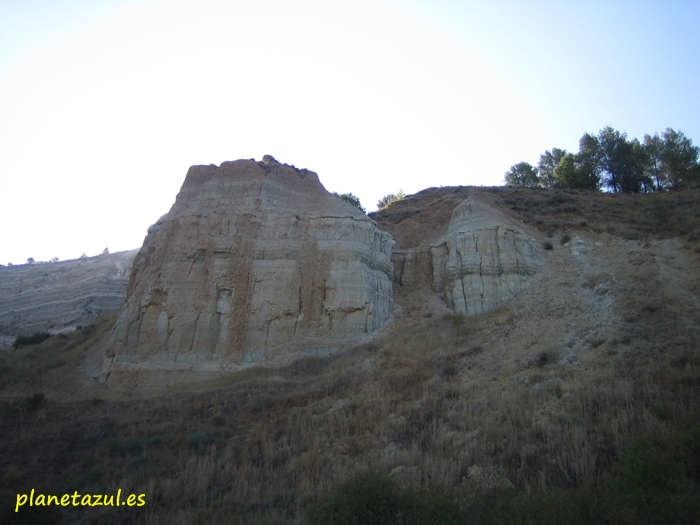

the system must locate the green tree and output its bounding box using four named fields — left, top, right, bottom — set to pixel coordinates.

left=504, top=161, right=539, bottom=187
left=553, top=153, right=579, bottom=188
left=333, top=192, right=366, bottom=213
left=661, top=128, right=700, bottom=190
left=538, top=148, right=567, bottom=188
left=598, top=127, right=646, bottom=193
left=575, top=133, right=602, bottom=190
left=643, top=133, right=666, bottom=191
left=550, top=135, right=602, bottom=190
